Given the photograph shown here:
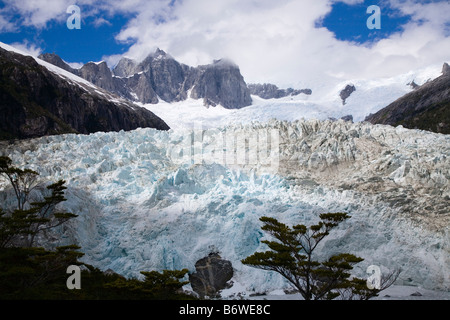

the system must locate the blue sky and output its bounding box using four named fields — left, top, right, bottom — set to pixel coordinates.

left=320, top=0, right=411, bottom=43
left=0, top=0, right=449, bottom=86
left=0, top=5, right=131, bottom=63
left=1, top=0, right=412, bottom=63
